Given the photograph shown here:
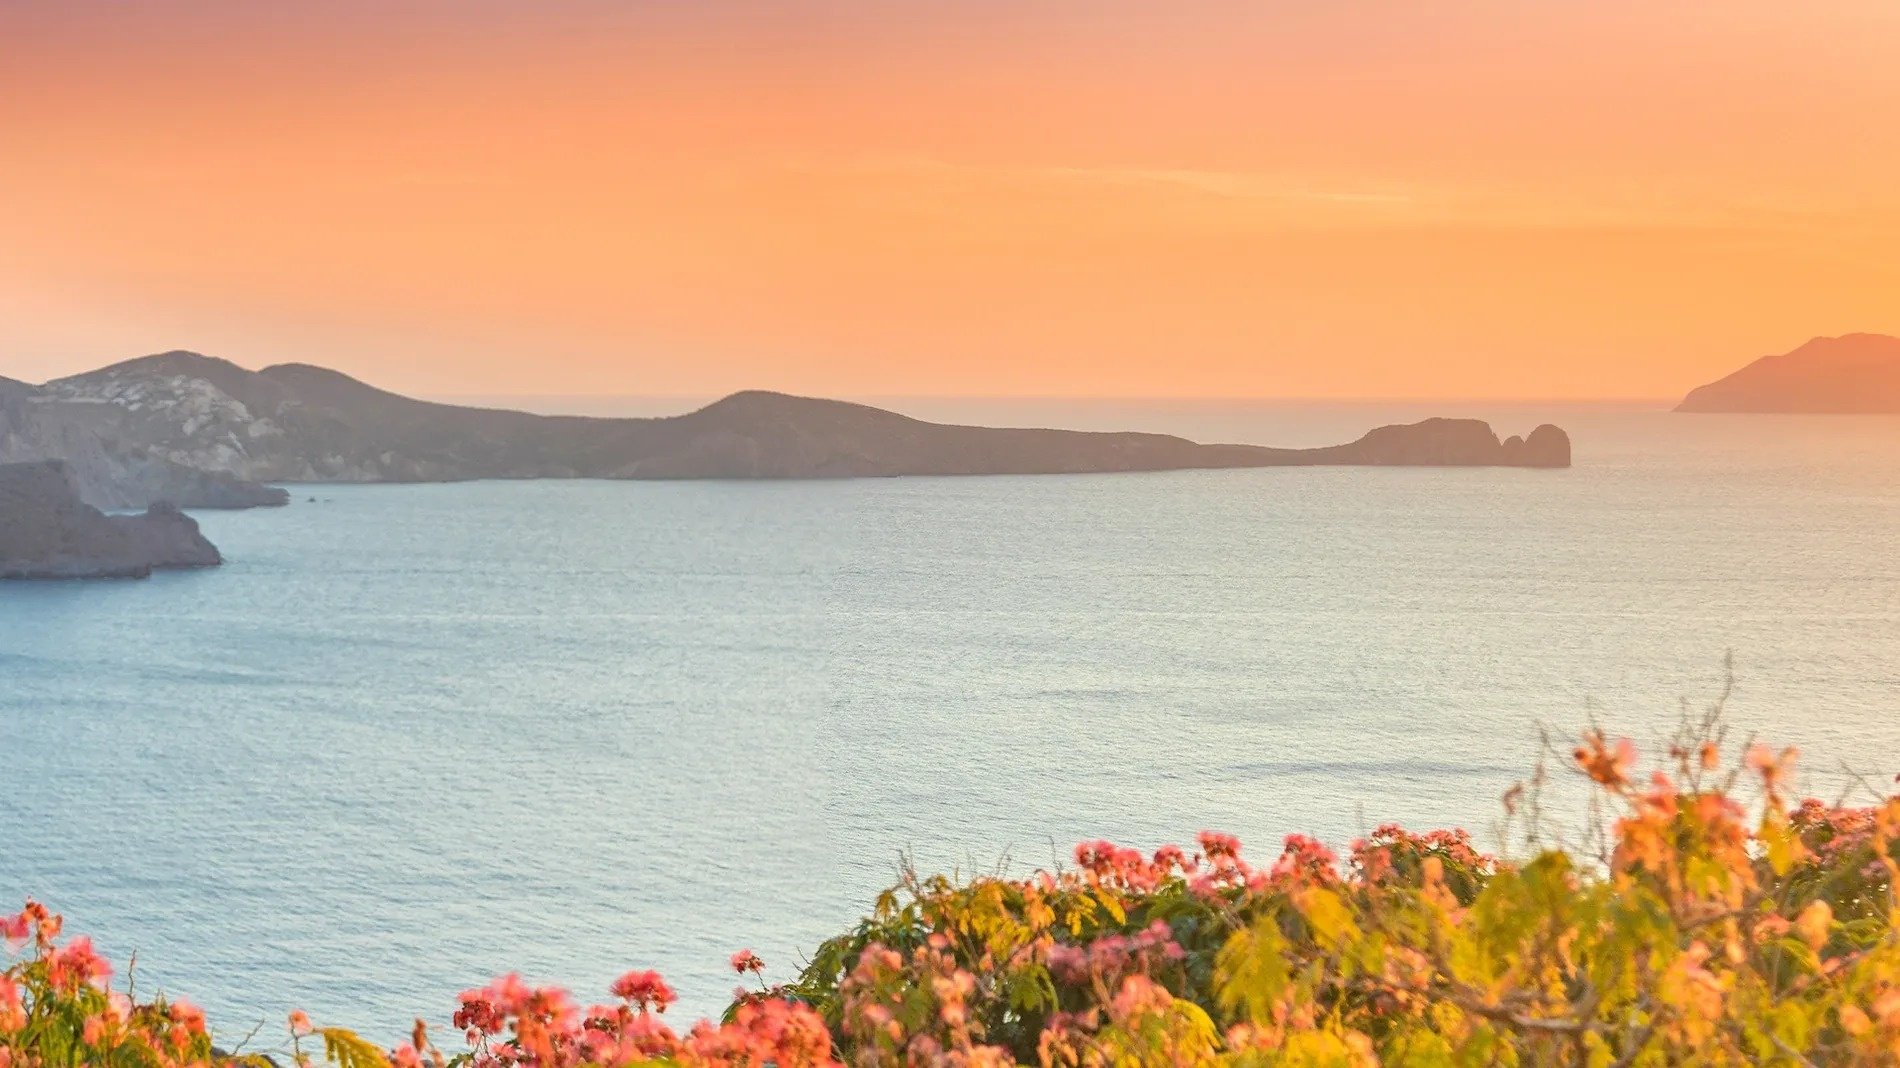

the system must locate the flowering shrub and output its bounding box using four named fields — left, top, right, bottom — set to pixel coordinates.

left=5, top=720, right=1898, bottom=1066
left=0, top=900, right=218, bottom=1068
